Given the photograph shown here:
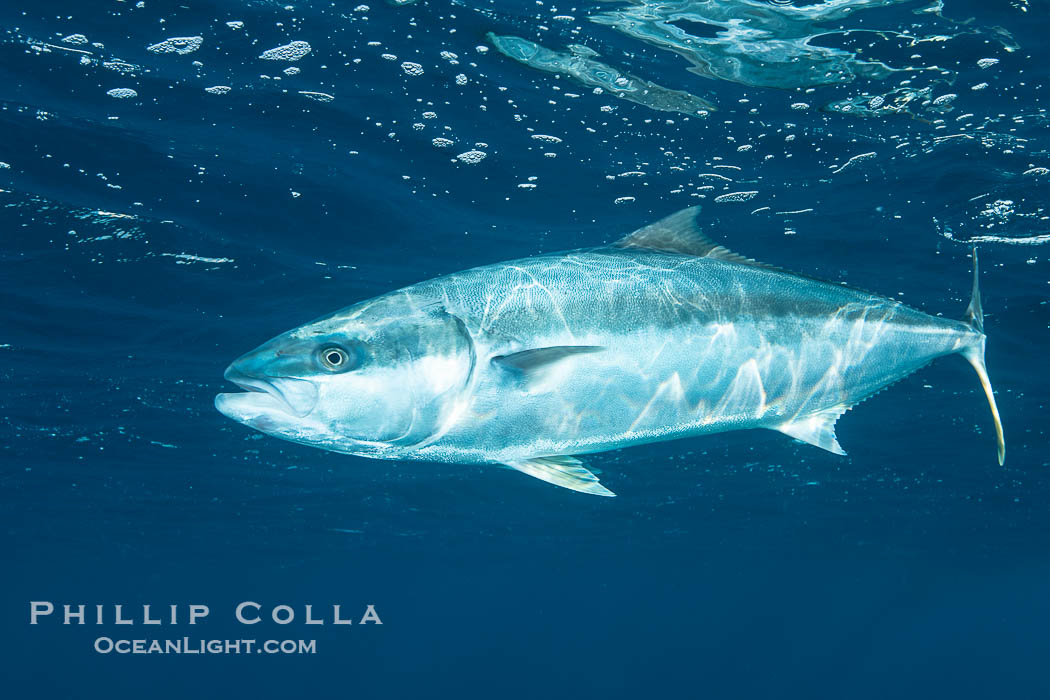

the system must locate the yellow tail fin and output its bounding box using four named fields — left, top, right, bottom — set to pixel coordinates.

left=961, top=340, right=1005, bottom=465
left=961, top=247, right=1005, bottom=465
